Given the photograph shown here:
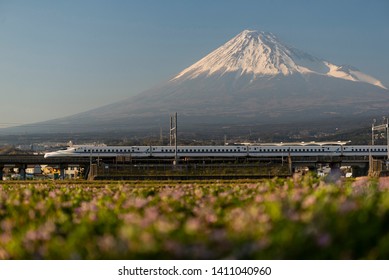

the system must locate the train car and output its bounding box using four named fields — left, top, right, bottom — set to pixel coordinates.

left=44, top=144, right=388, bottom=158
left=44, top=145, right=249, bottom=158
